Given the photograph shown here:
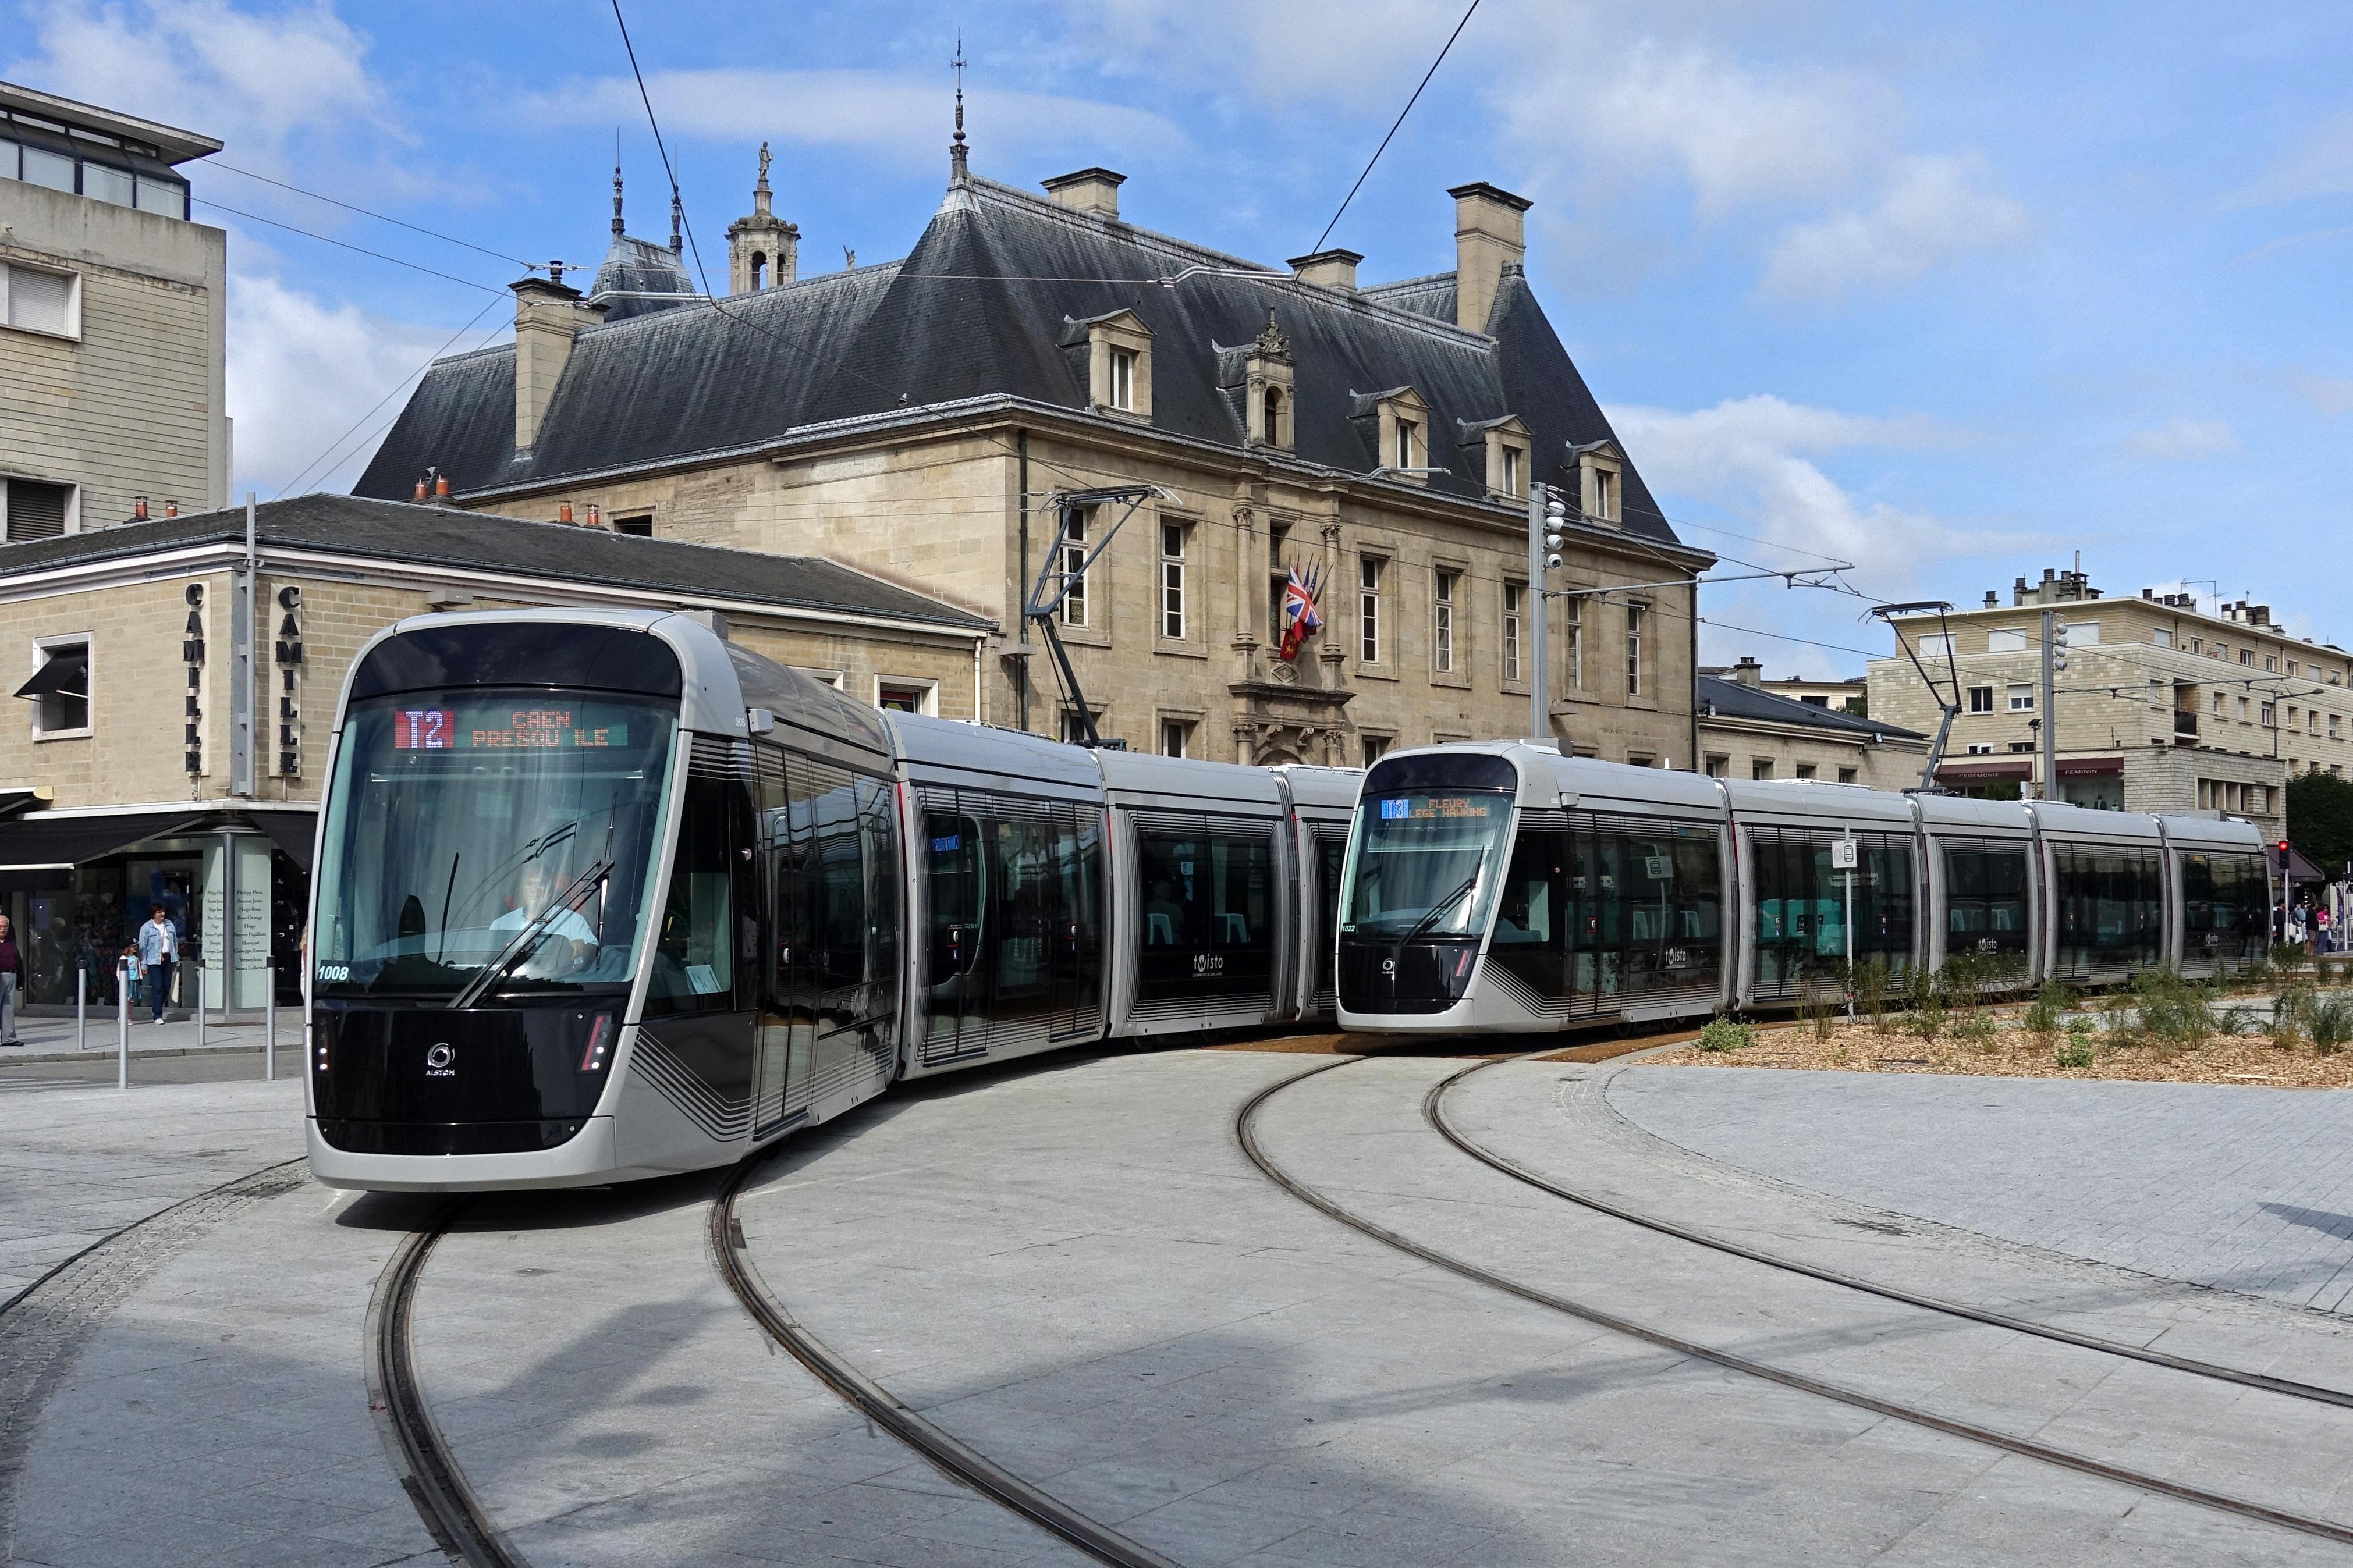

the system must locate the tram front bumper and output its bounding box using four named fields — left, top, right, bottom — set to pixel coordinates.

left=305, top=1114, right=630, bottom=1192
